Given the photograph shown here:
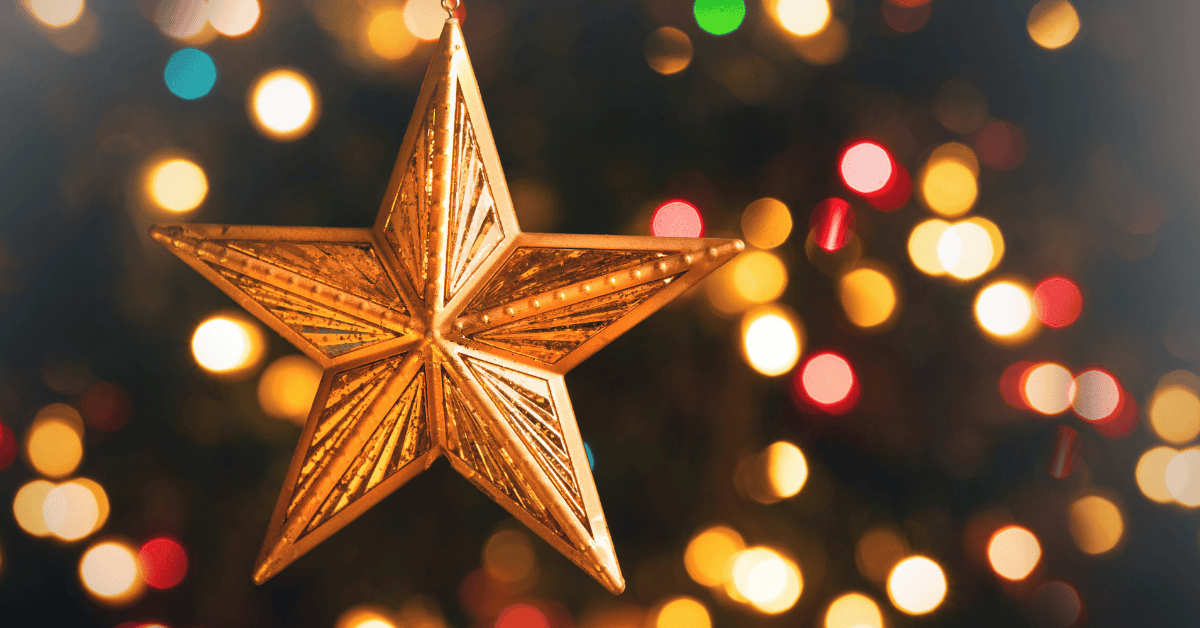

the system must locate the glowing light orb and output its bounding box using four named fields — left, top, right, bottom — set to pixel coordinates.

left=147, top=158, right=208, bottom=213
left=1068, top=495, right=1124, bottom=553
left=163, top=48, right=217, bottom=100
left=1149, top=385, right=1200, bottom=444
left=403, top=0, right=448, bottom=40
left=693, top=0, right=746, bottom=36
left=840, top=142, right=894, bottom=195
left=825, top=592, right=883, bottom=628
left=987, top=525, right=1041, bottom=580
left=209, top=0, right=260, bottom=36
left=764, top=441, right=807, bottom=498
left=44, top=481, right=100, bottom=541
left=257, top=355, right=323, bottom=424
left=974, top=281, right=1035, bottom=340
left=727, top=547, right=803, bottom=614
left=140, top=537, right=188, bottom=589
left=1028, top=0, right=1080, bottom=50
left=80, top=540, right=144, bottom=603
left=483, top=529, right=536, bottom=584
left=685, top=525, right=745, bottom=587
left=191, top=315, right=265, bottom=375
left=839, top=266, right=897, bottom=329
left=731, top=251, right=787, bottom=304
left=655, top=597, right=711, bottom=628
left=645, top=27, right=694, bottom=75
left=1166, top=449, right=1200, bottom=507
left=921, top=160, right=977, bottom=217
left=1136, top=446, right=1177, bottom=504
left=336, top=607, right=396, bottom=628
left=1072, top=369, right=1120, bottom=421
left=1033, top=276, right=1083, bottom=328
left=495, top=604, right=550, bottom=628
left=14, top=480, right=56, bottom=537
left=775, top=0, right=831, bottom=37
left=908, top=219, right=953, bottom=275
left=1022, top=363, right=1074, bottom=415
left=937, top=221, right=994, bottom=280
left=856, top=526, right=908, bottom=585
left=26, top=414, right=84, bottom=479
left=250, top=69, right=318, bottom=141
left=367, top=8, right=418, bottom=60
left=651, top=200, right=704, bottom=237
left=799, top=352, right=856, bottom=411
left=742, top=198, right=793, bottom=249
left=886, top=556, right=946, bottom=615
left=24, top=0, right=84, bottom=28
left=741, top=308, right=802, bottom=376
